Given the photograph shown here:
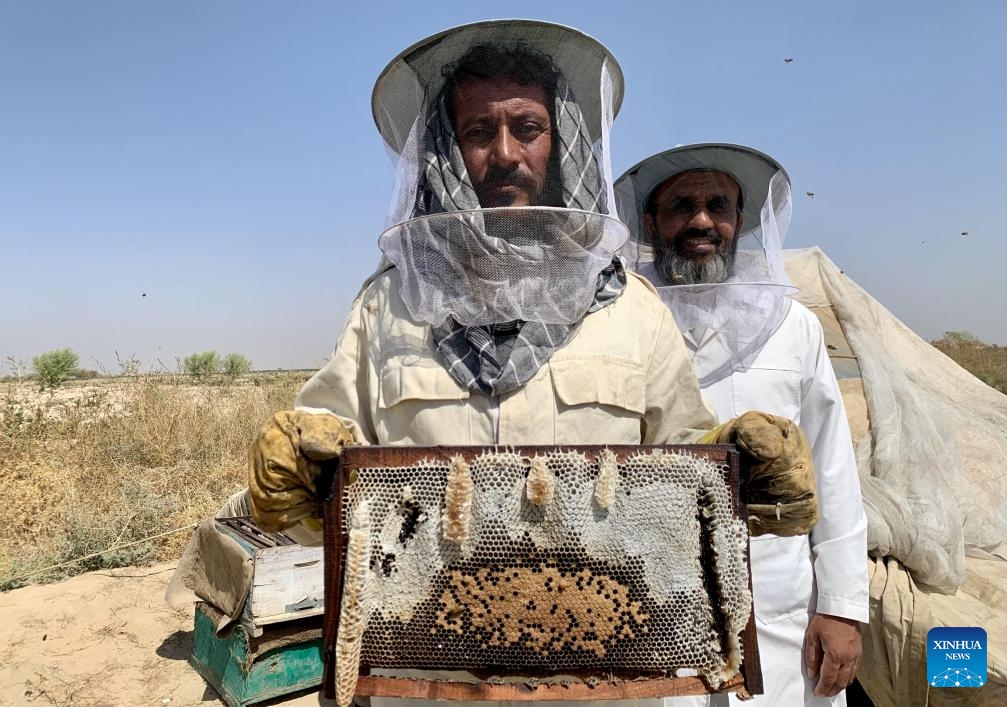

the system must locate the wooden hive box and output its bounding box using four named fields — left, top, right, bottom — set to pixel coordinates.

left=190, top=602, right=324, bottom=707
left=216, top=517, right=325, bottom=637
left=189, top=519, right=327, bottom=706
